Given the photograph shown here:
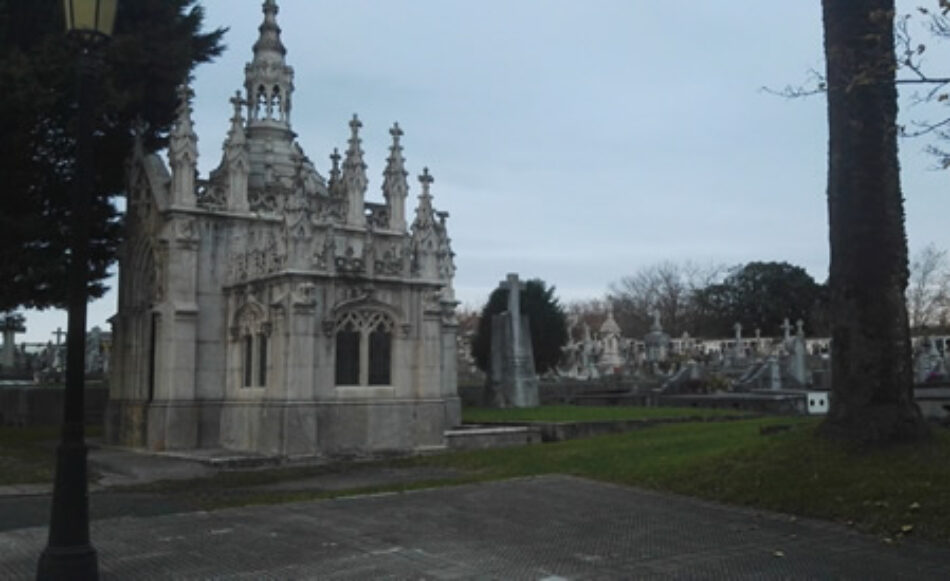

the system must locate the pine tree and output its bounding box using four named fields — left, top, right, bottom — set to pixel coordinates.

left=0, top=0, right=225, bottom=311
